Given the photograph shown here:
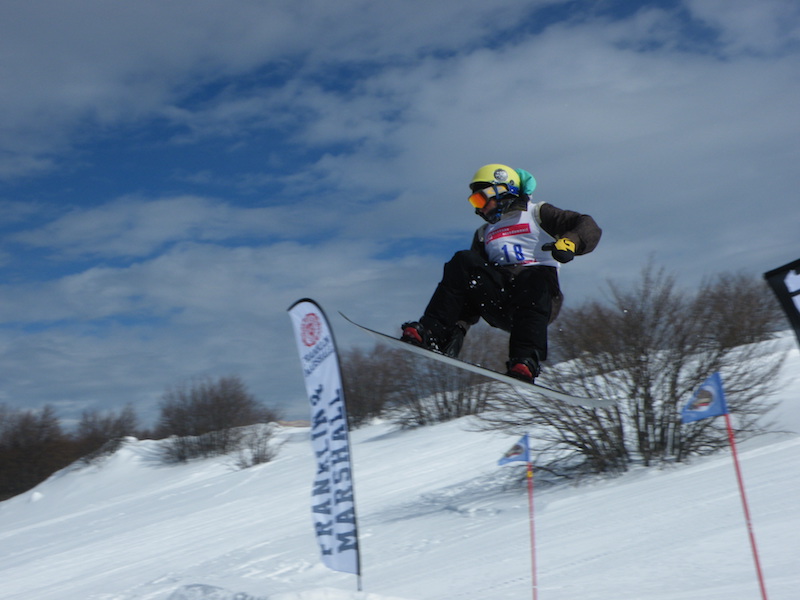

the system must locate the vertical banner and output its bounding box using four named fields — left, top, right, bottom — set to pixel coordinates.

left=764, top=257, right=800, bottom=347
left=288, top=299, right=361, bottom=582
